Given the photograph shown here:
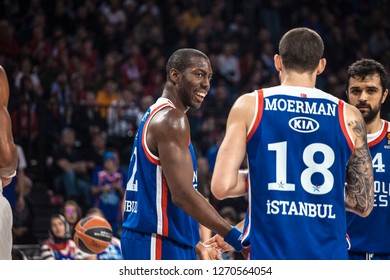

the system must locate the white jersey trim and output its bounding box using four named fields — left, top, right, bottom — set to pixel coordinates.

left=343, top=102, right=355, bottom=147
left=247, top=90, right=259, bottom=137
left=150, top=233, right=157, bottom=260
left=367, top=120, right=389, bottom=143
left=156, top=165, right=163, bottom=236
left=142, top=98, right=175, bottom=163
left=263, top=85, right=340, bottom=103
